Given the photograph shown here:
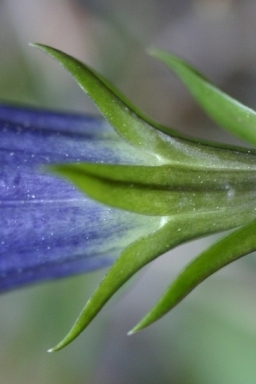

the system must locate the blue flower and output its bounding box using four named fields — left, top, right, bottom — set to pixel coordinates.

left=0, top=104, right=160, bottom=291
left=3, top=43, right=256, bottom=351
